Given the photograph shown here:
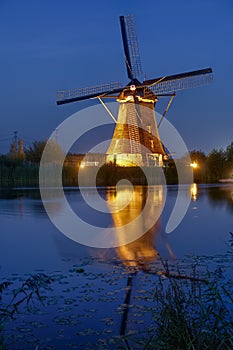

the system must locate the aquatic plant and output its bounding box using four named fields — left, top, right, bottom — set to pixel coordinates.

left=0, top=273, right=53, bottom=349
left=151, top=272, right=233, bottom=349
left=116, top=260, right=233, bottom=350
